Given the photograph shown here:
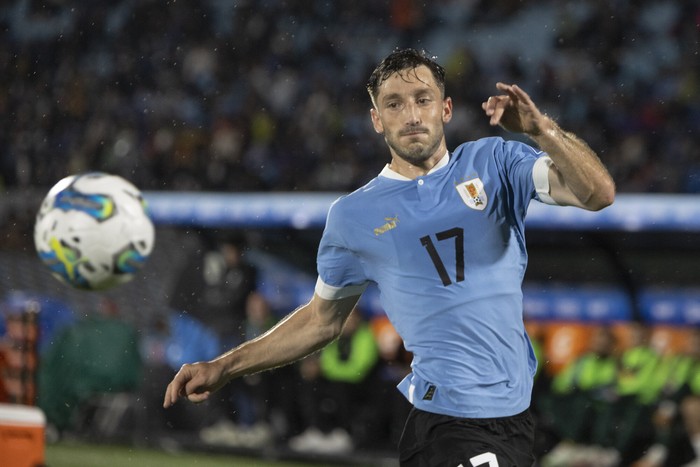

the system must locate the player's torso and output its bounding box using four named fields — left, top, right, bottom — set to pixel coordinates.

left=343, top=146, right=528, bottom=310
left=331, top=140, right=539, bottom=417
